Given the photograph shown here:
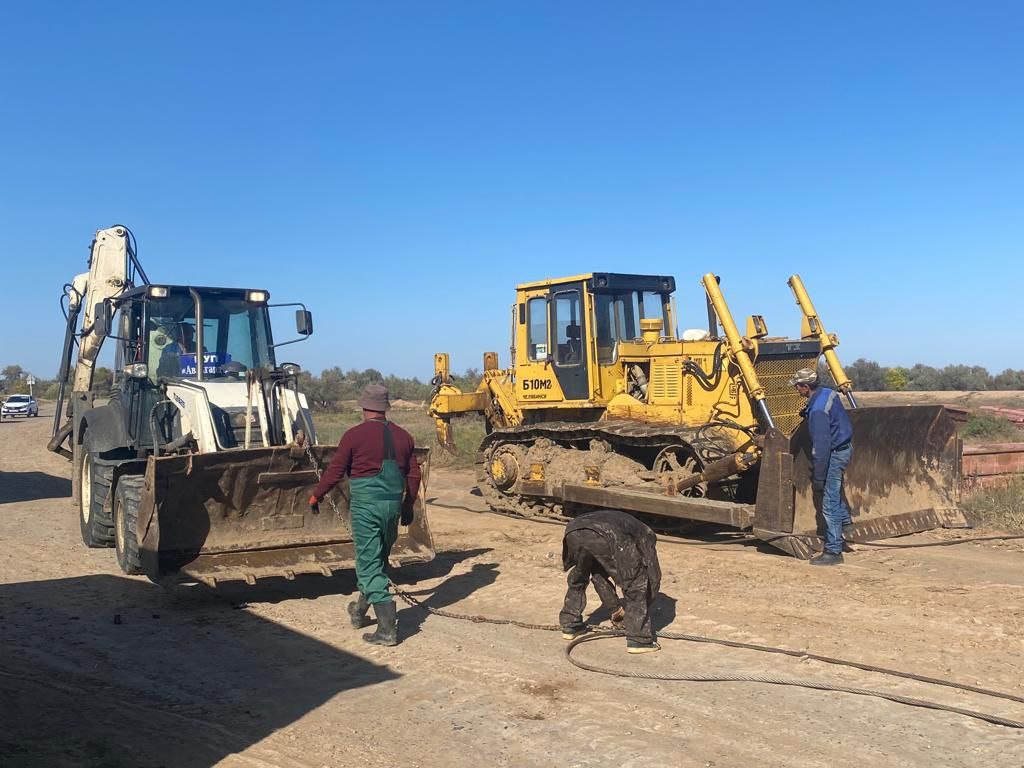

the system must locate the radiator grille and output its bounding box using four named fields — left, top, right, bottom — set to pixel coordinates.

left=753, top=353, right=820, bottom=436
